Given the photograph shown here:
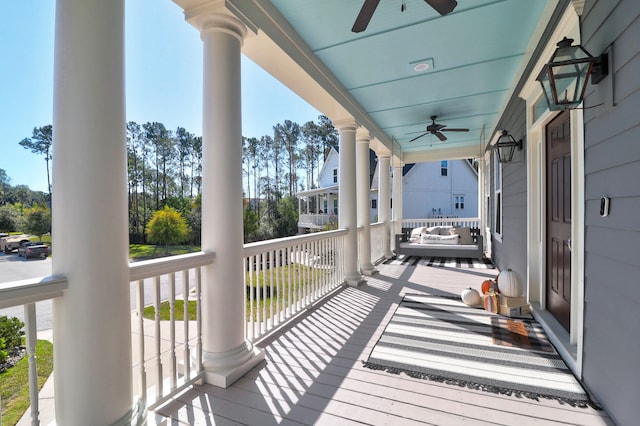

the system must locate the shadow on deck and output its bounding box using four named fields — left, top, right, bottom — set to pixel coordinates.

left=150, top=260, right=613, bottom=425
